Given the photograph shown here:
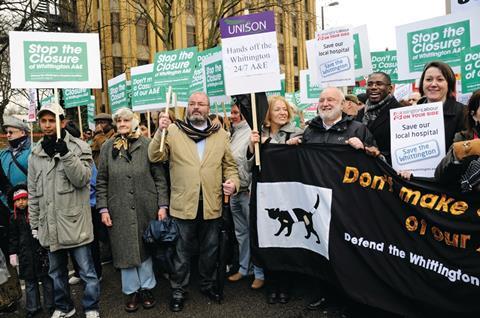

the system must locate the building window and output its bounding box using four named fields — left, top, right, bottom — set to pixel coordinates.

left=291, top=14, right=297, bottom=36
left=113, top=57, right=123, bottom=77
left=136, top=17, right=148, bottom=46
left=294, top=75, right=299, bottom=91
left=278, top=43, right=285, bottom=65
left=187, top=25, right=196, bottom=47
left=137, top=59, right=149, bottom=66
left=293, top=46, right=298, bottom=67
left=186, top=0, right=195, bottom=14
left=278, top=14, right=283, bottom=34
left=111, top=12, right=120, bottom=43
